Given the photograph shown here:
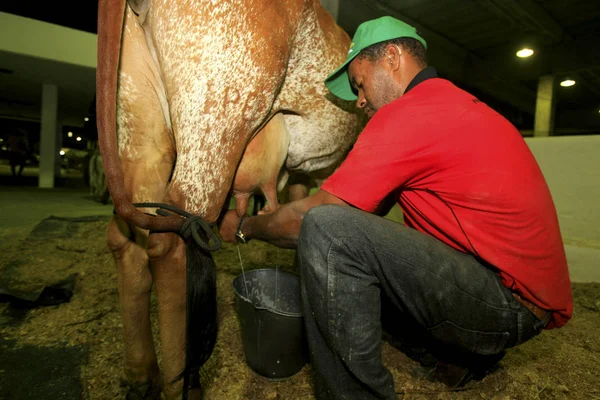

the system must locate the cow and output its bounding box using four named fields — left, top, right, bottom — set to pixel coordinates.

left=96, top=0, right=361, bottom=398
